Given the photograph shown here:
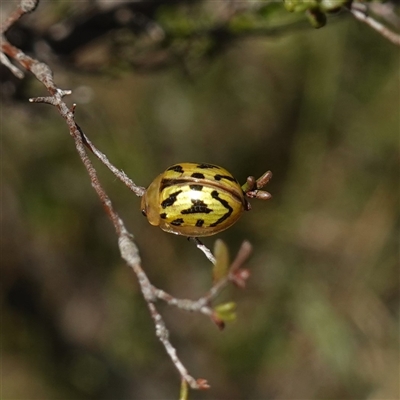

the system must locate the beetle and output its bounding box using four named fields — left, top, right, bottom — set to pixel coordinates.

left=141, top=163, right=272, bottom=237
